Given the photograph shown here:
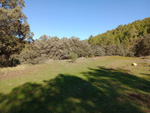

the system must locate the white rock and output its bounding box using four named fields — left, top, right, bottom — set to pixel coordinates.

left=132, top=63, right=137, bottom=66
